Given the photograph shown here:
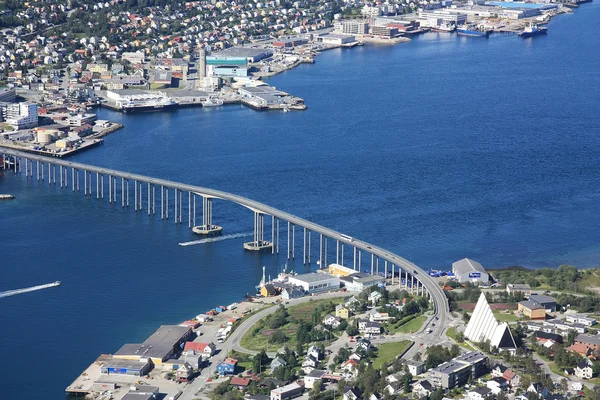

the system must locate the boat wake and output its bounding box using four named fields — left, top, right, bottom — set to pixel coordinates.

left=0, top=281, right=61, bottom=298
left=178, top=232, right=253, bottom=247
